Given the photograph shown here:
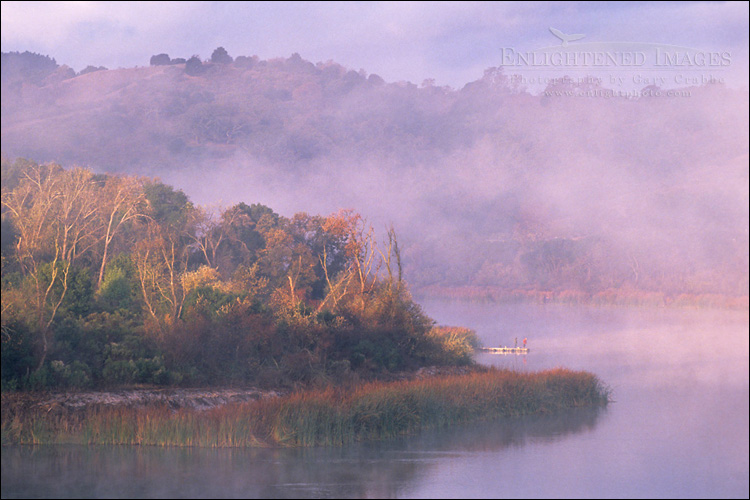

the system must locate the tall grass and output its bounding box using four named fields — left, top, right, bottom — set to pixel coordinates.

left=2, top=368, right=610, bottom=447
